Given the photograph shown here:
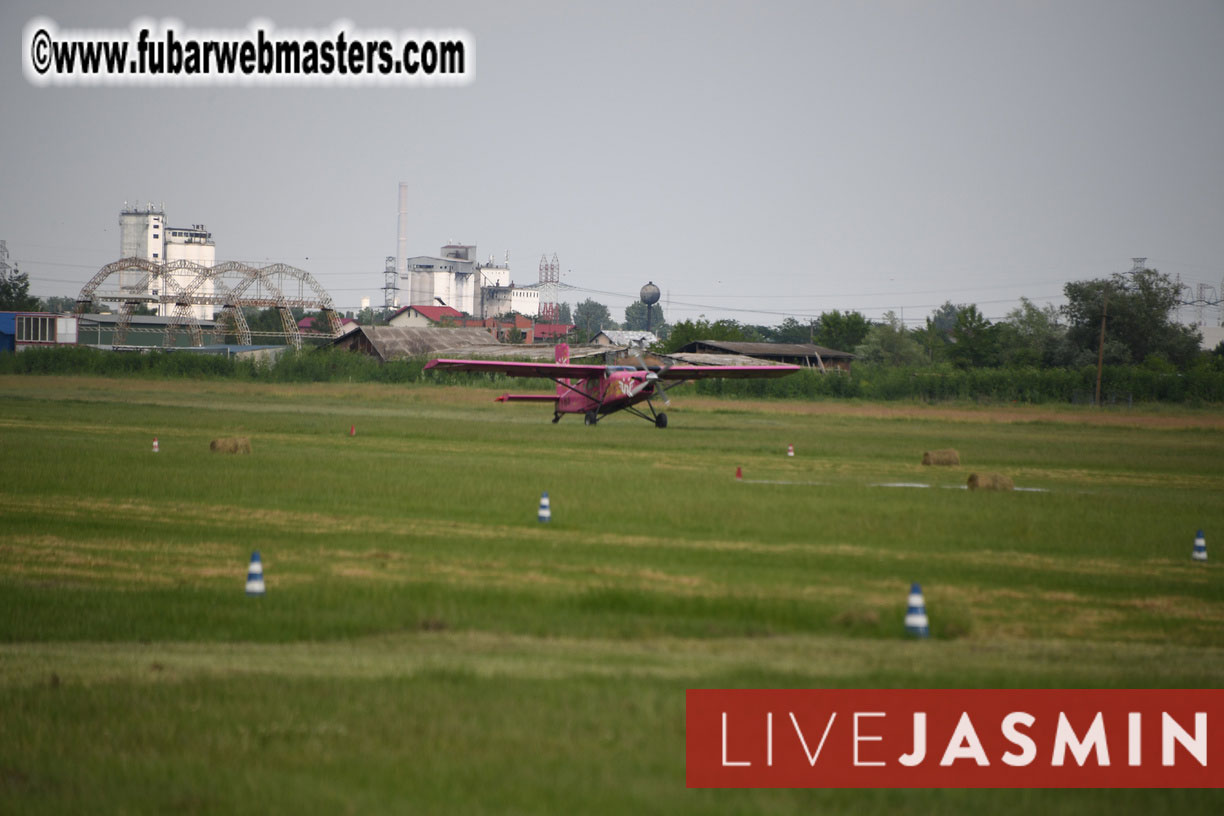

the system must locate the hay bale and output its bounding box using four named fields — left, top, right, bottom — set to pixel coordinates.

left=967, top=472, right=1013, bottom=491
left=922, top=448, right=960, bottom=466
left=210, top=437, right=251, bottom=454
